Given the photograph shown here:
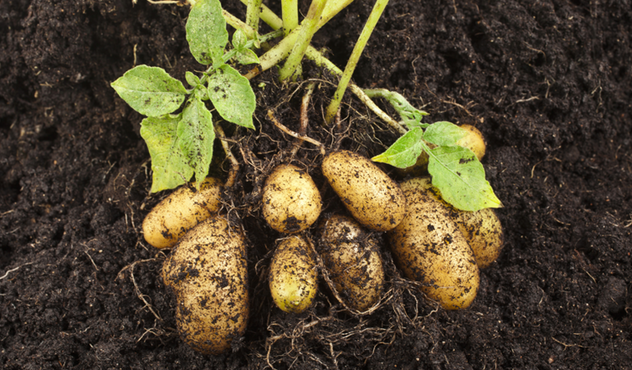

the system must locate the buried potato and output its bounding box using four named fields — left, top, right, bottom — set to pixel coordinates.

left=387, top=178, right=480, bottom=310
left=411, top=177, right=504, bottom=269
left=269, top=235, right=318, bottom=313
left=319, top=214, right=385, bottom=312
left=142, top=177, right=223, bottom=249
left=162, top=216, right=249, bottom=355
left=262, top=164, right=322, bottom=233
left=322, top=150, right=406, bottom=231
